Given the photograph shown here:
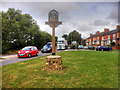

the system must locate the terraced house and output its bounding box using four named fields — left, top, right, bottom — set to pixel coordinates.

left=86, top=25, right=120, bottom=49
